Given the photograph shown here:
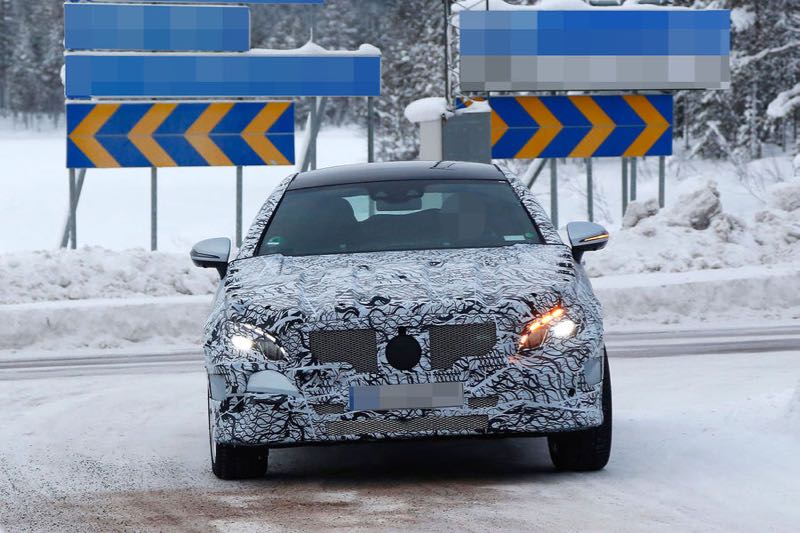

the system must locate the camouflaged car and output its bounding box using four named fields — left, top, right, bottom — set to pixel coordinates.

left=192, top=161, right=611, bottom=479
